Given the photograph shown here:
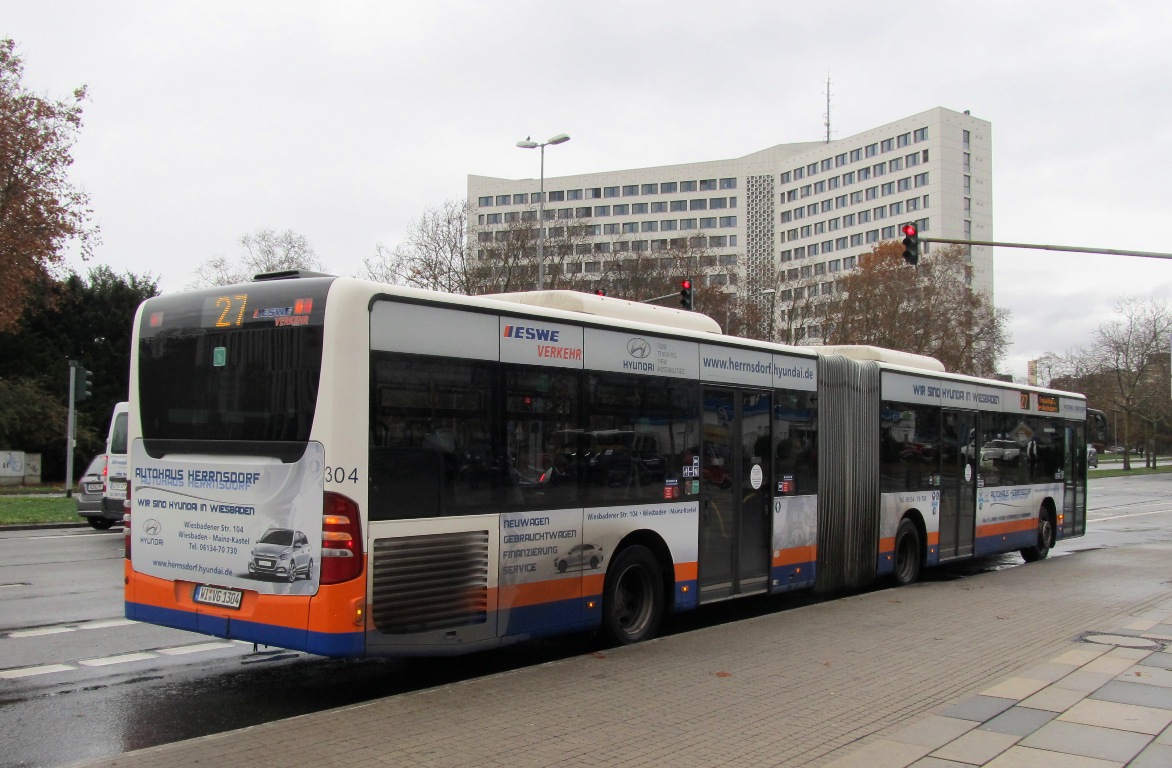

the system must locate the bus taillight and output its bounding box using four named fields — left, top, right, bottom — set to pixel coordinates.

left=123, top=486, right=132, bottom=560
left=321, top=492, right=363, bottom=584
